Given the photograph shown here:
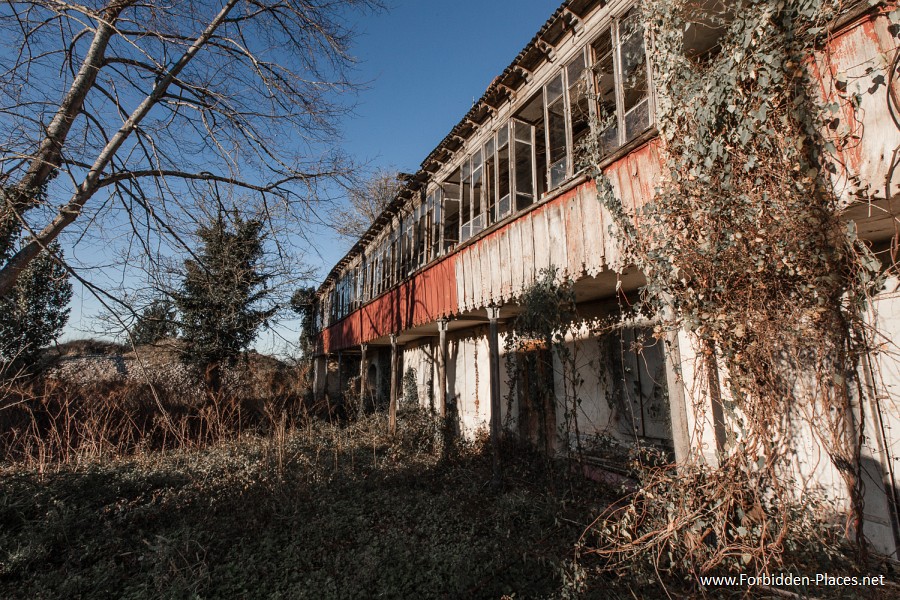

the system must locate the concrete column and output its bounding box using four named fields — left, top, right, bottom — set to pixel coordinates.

left=359, top=343, right=369, bottom=416
left=487, top=306, right=502, bottom=486
left=438, top=319, right=449, bottom=419
left=336, top=350, right=343, bottom=399
left=704, top=339, right=728, bottom=456
left=389, top=334, right=399, bottom=436
left=663, top=329, right=692, bottom=463
left=313, top=354, right=330, bottom=399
